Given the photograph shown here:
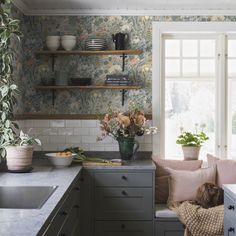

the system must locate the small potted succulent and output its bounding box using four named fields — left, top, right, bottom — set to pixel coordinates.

left=4, top=130, right=41, bottom=172
left=176, top=124, right=209, bottom=160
